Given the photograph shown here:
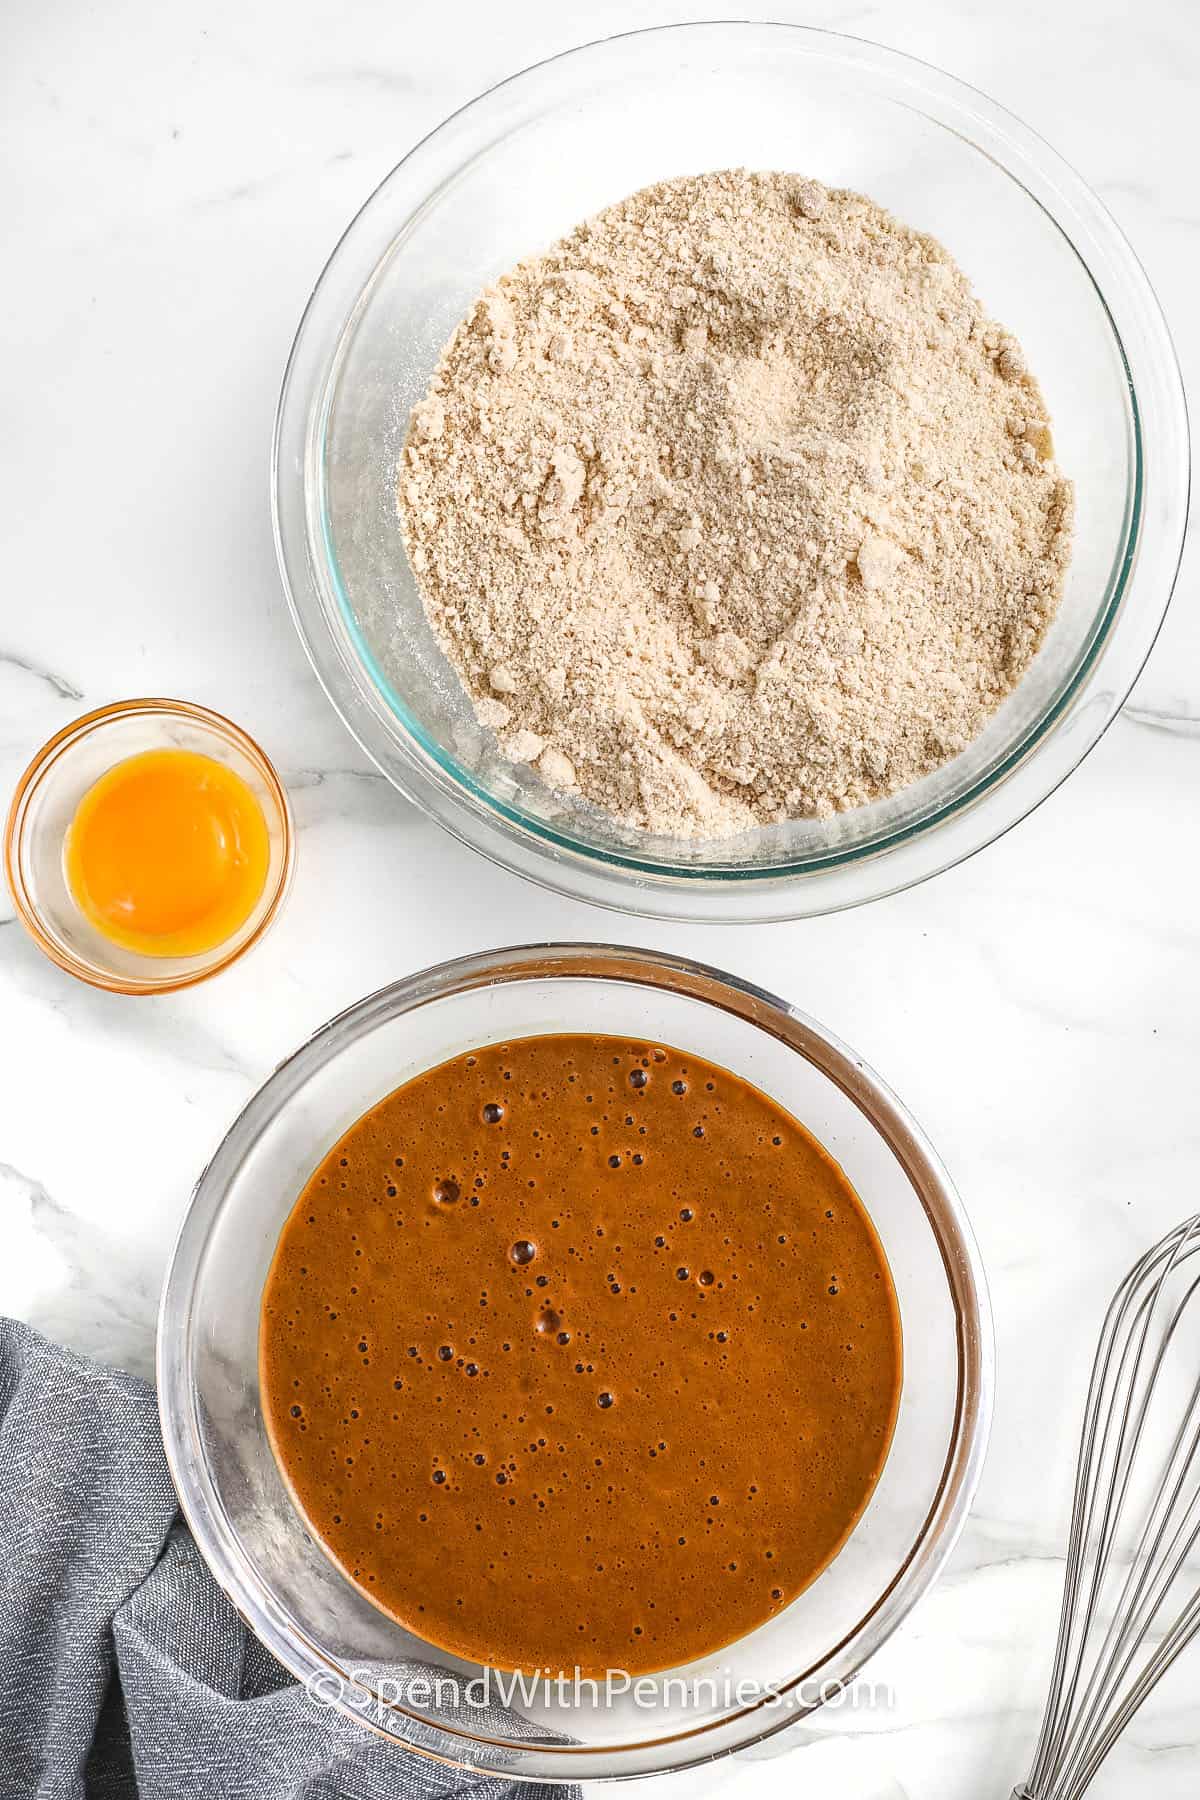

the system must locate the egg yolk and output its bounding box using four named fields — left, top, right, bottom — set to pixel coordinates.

left=64, top=748, right=271, bottom=958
